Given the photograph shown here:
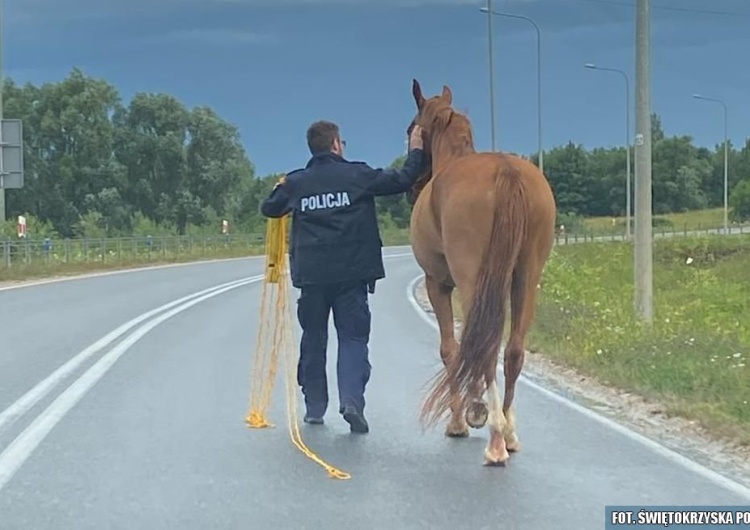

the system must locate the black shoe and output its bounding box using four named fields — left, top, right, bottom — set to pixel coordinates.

left=303, top=414, right=324, bottom=425
left=342, top=405, right=369, bottom=434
